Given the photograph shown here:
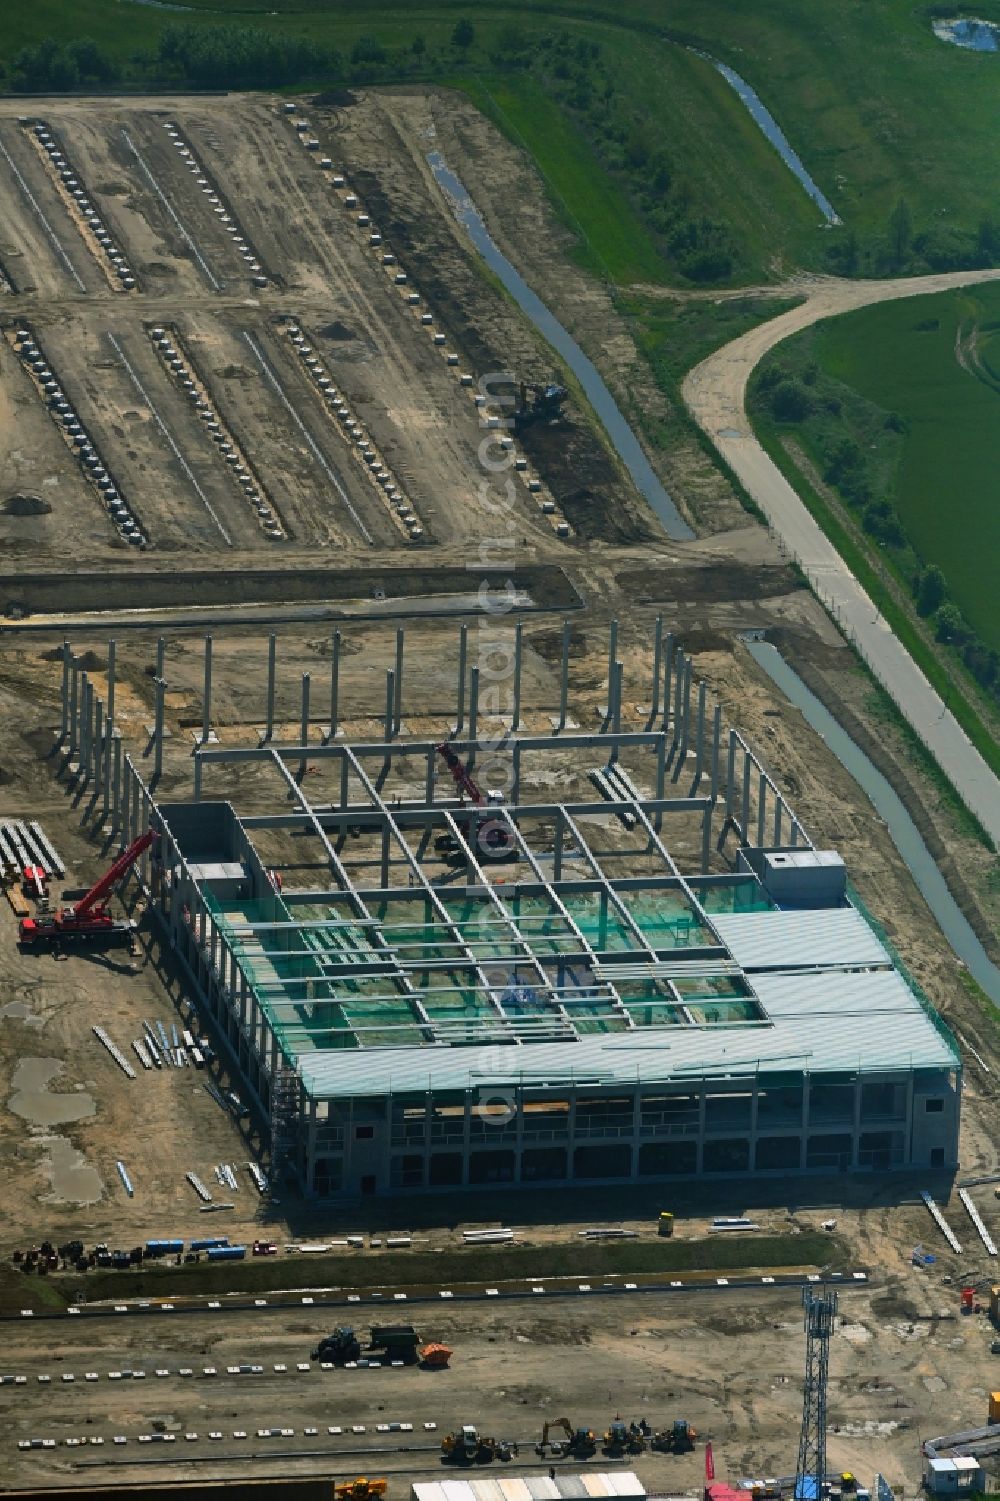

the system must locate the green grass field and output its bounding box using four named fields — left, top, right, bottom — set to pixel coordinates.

left=813, top=287, right=1000, bottom=653
left=4, top=1, right=1000, bottom=287
left=747, top=285, right=1000, bottom=782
